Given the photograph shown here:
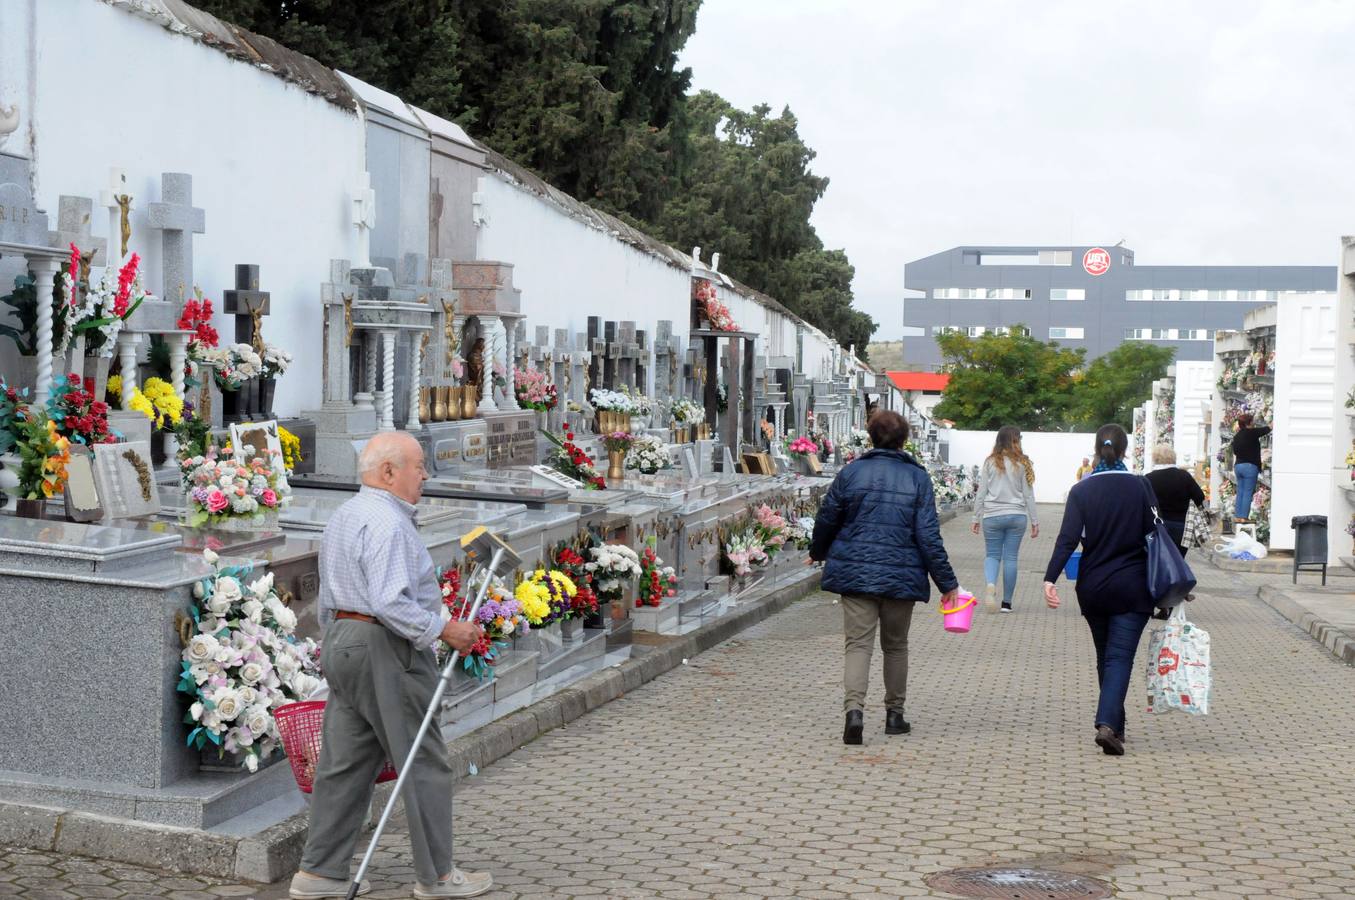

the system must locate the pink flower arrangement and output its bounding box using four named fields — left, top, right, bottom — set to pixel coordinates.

left=206, top=490, right=229, bottom=513
left=181, top=449, right=291, bottom=528
left=787, top=436, right=818, bottom=457
left=694, top=279, right=739, bottom=332
left=754, top=504, right=789, bottom=553
left=514, top=366, right=558, bottom=412
left=66, top=243, right=81, bottom=307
